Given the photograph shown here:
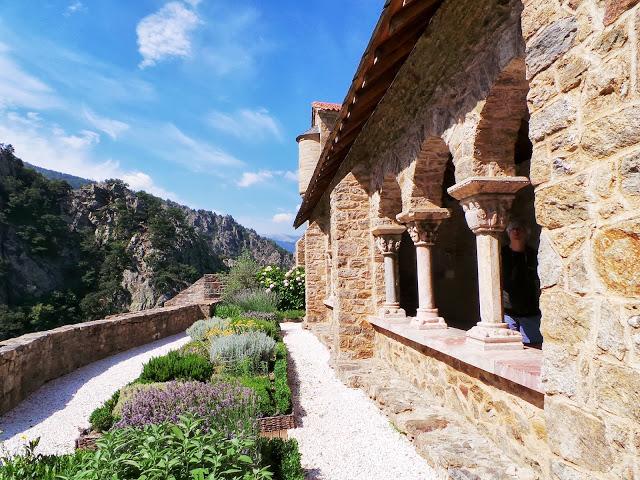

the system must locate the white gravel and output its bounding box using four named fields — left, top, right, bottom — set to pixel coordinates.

left=0, top=333, right=190, bottom=456
left=282, top=323, right=437, bottom=480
